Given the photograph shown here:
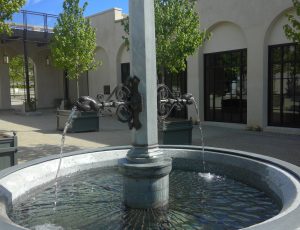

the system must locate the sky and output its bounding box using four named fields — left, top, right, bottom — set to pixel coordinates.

left=12, top=0, right=129, bottom=27
left=22, top=0, right=128, bottom=16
